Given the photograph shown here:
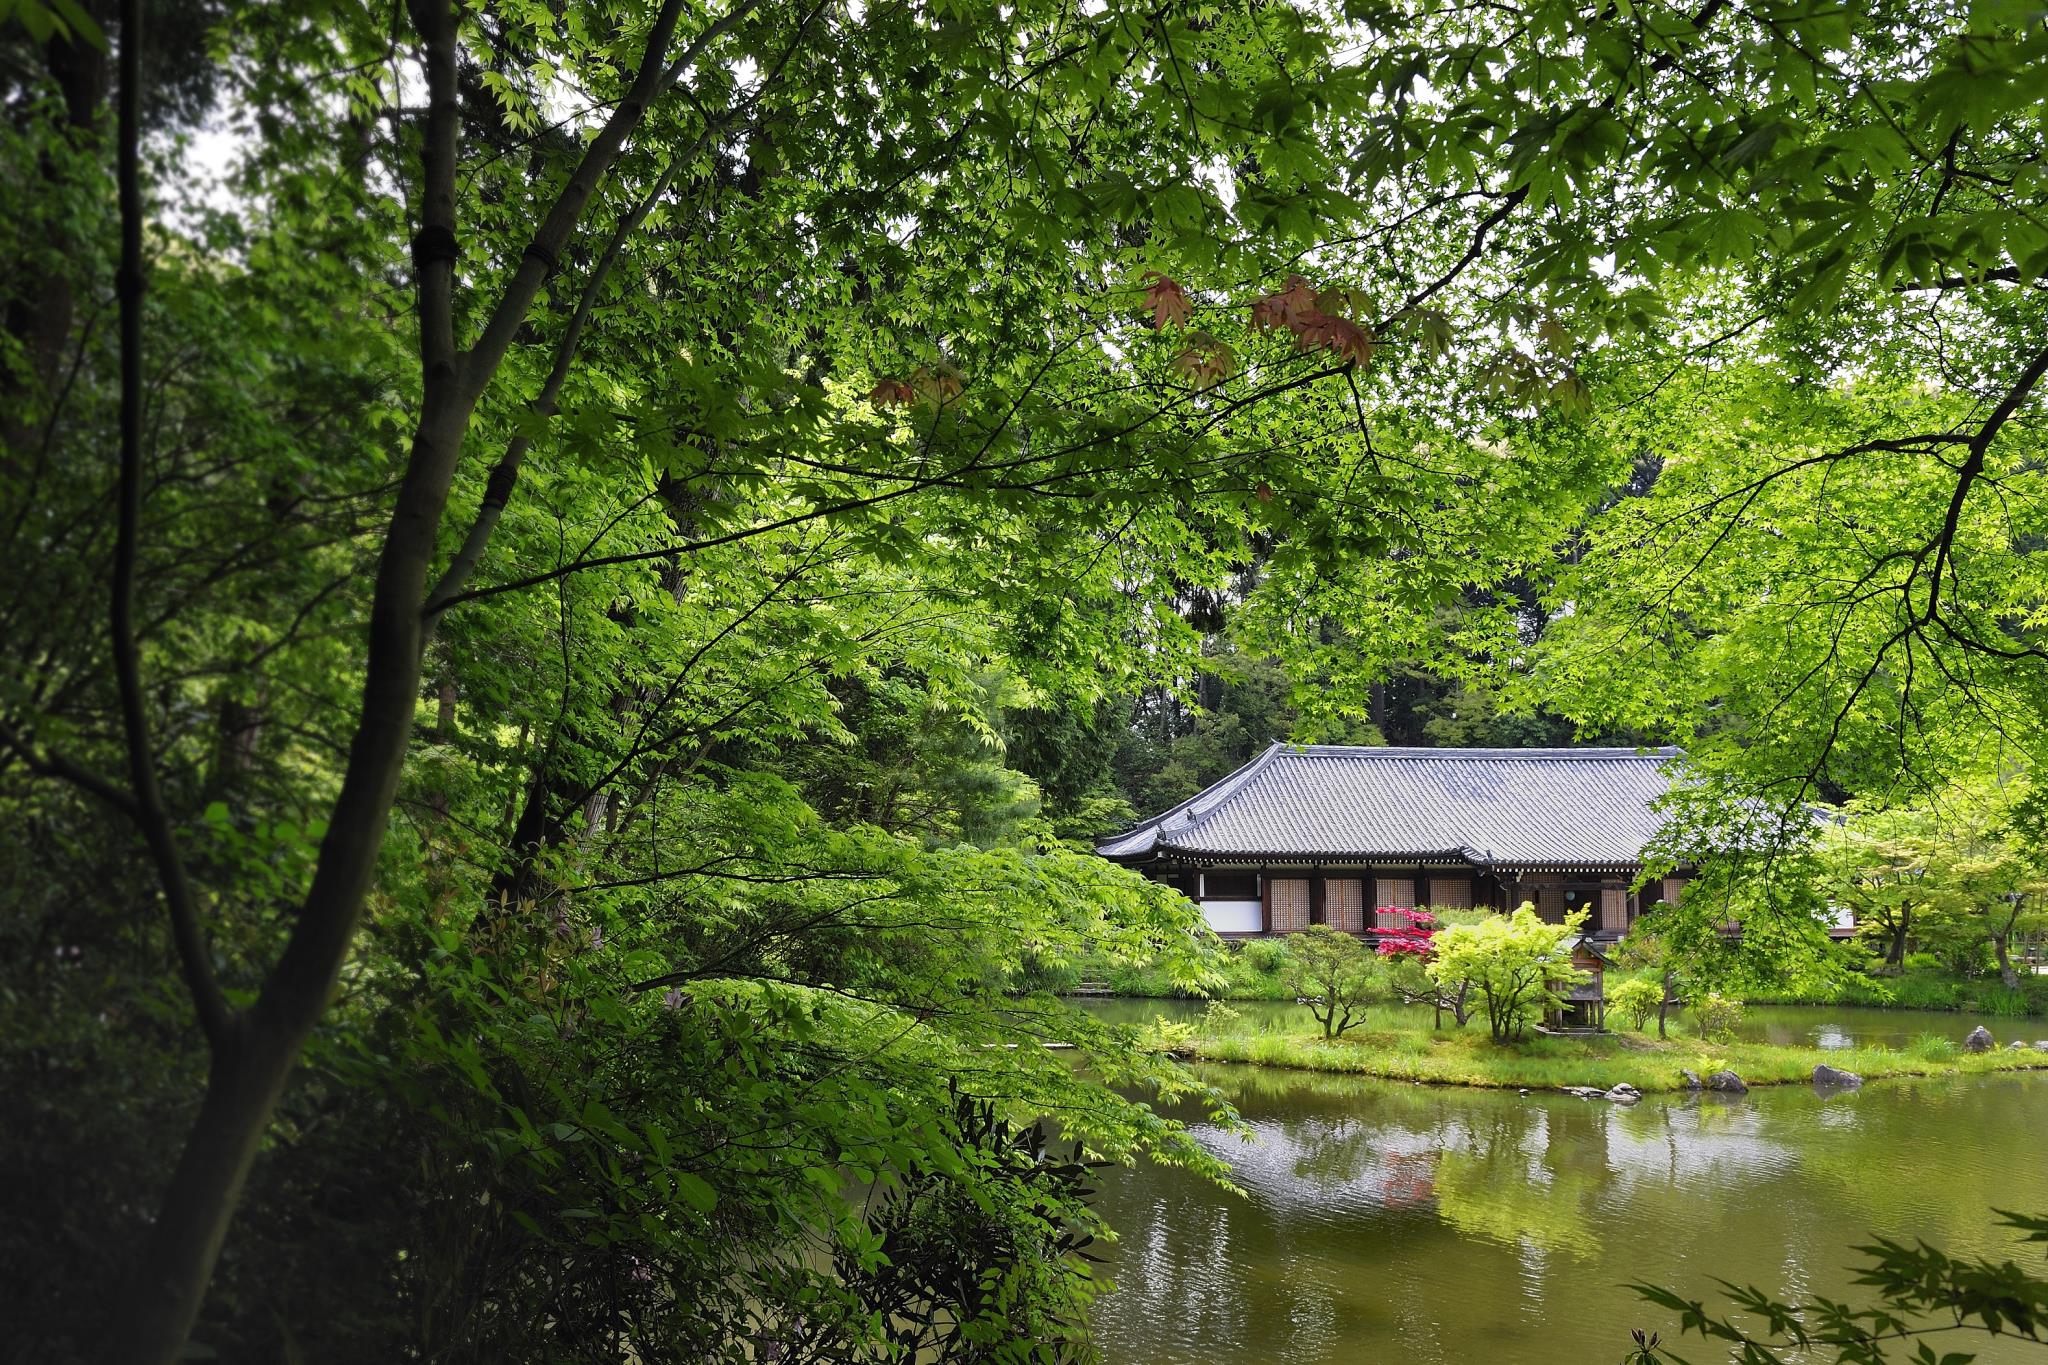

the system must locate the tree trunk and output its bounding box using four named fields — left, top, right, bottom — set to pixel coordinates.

left=103, top=400, right=470, bottom=1365
left=0, top=13, right=110, bottom=463
left=101, top=41, right=476, bottom=1353
left=1656, top=969, right=1673, bottom=1040
left=1995, top=902, right=2023, bottom=990
left=1996, top=935, right=2019, bottom=991
left=97, top=1022, right=303, bottom=1360
left=1886, top=908, right=1910, bottom=968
